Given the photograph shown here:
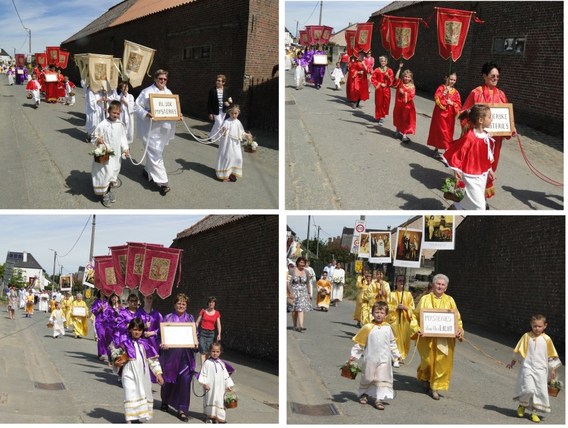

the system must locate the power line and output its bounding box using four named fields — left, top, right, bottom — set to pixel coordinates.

left=301, top=1, right=320, bottom=26
left=11, top=0, right=29, bottom=31
left=57, top=216, right=92, bottom=259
